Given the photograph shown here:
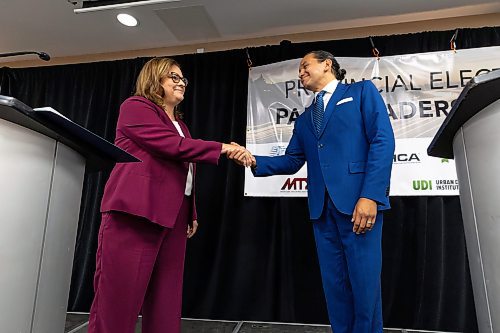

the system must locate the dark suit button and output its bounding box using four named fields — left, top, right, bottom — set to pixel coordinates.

left=318, top=144, right=324, bottom=148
